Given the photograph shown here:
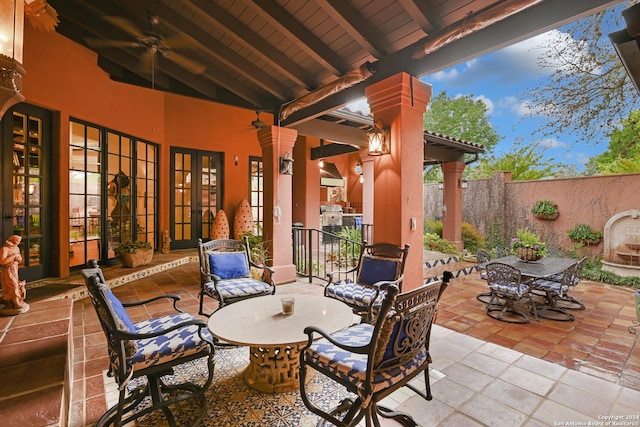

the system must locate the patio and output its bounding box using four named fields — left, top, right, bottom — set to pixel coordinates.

left=42, top=251, right=637, bottom=426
